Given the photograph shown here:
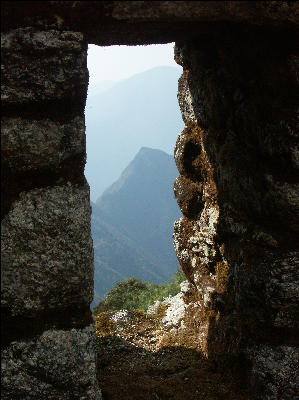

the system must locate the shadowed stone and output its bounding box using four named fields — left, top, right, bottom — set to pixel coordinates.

left=1, top=182, right=93, bottom=317
left=1, top=325, right=102, bottom=400
left=1, top=28, right=87, bottom=105
left=1, top=1, right=298, bottom=399
left=1, top=116, right=85, bottom=172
